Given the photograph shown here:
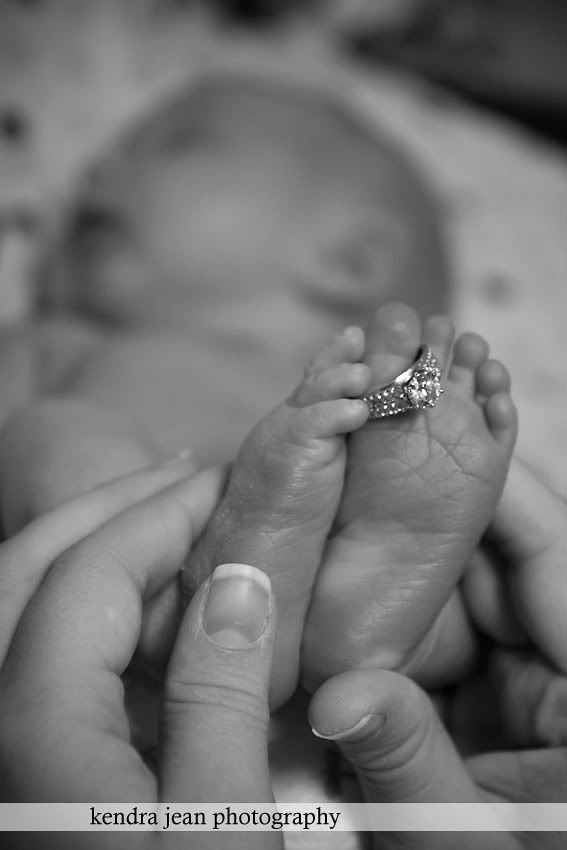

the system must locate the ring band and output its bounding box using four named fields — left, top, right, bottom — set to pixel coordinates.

left=361, top=345, right=443, bottom=419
